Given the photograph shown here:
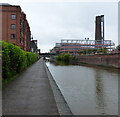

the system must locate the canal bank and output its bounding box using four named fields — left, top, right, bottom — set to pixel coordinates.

left=71, top=53, right=120, bottom=69
left=43, top=60, right=73, bottom=115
